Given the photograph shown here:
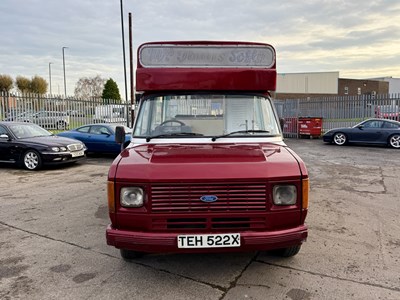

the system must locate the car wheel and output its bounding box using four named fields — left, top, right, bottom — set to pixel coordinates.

left=120, top=249, right=145, bottom=261
left=270, top=245, right=301, bottom=257
left=333, top=132, right=347, bottom=146
left=23, top=150, right=42, bottom=170
left=388, top=134, right=400, bottom=148
left=57, top=121, right=67, bottom=130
